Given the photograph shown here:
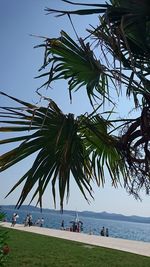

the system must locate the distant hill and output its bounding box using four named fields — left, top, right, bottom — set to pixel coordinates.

left=1, top=205, right=150, bottom=224
left=80, top=211, right=150, bottom=224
